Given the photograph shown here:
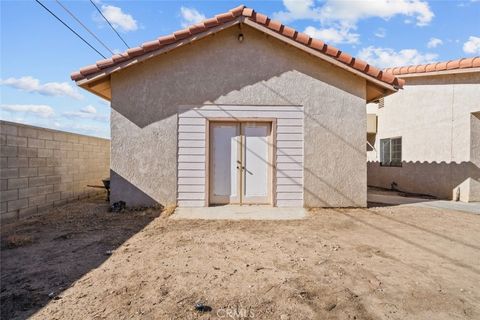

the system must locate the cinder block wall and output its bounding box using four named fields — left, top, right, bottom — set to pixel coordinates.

left=0, top=121, right=110, bottom=222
